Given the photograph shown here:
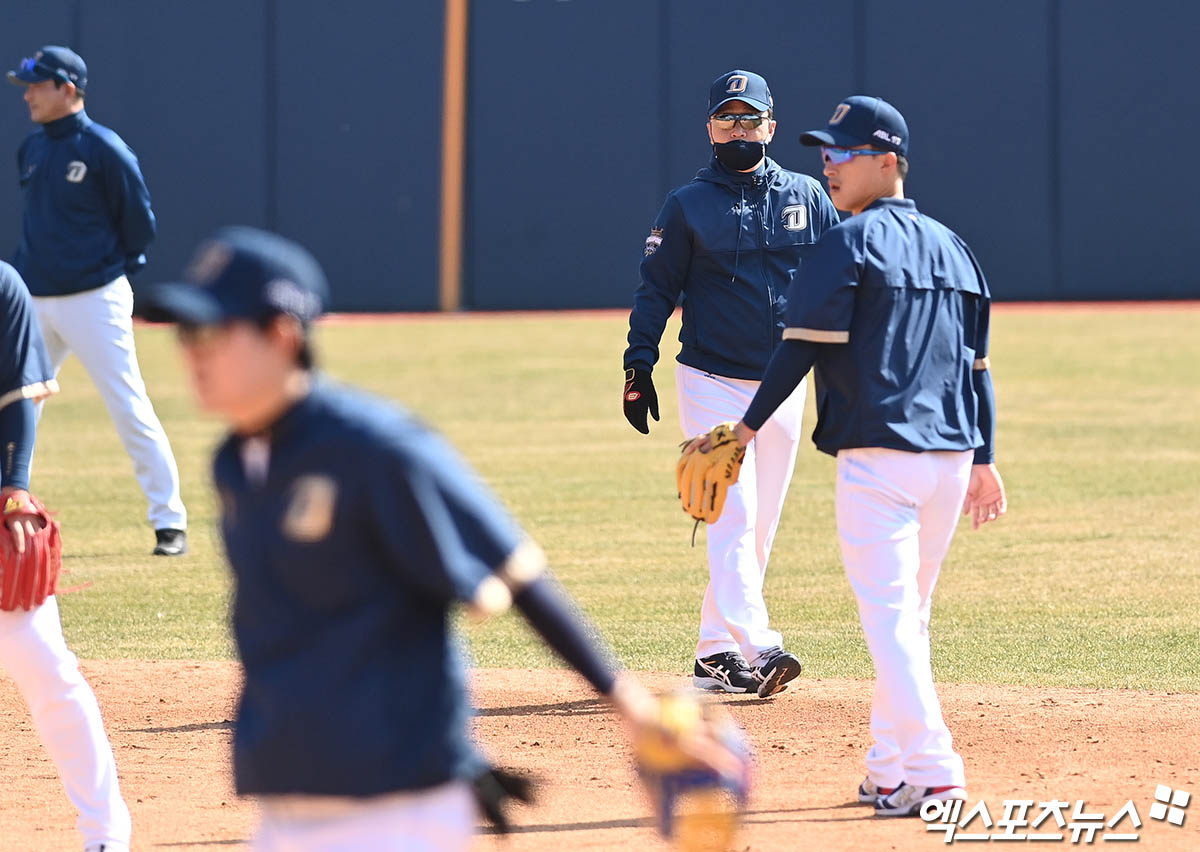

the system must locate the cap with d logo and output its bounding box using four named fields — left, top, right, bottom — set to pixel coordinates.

left=708, top=69, right=772, bottom=116
left=799, top=95, right=908, bottom=155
